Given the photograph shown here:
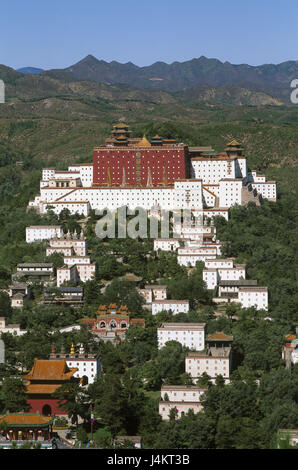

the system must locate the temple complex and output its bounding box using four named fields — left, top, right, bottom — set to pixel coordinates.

left=23, top=359, right=79, bottom=416
left=81, top=303, right=145, bottom=343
